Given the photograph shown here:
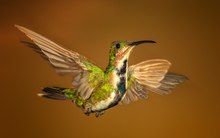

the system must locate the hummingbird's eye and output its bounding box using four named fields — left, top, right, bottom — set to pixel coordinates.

left=115, top=43, right=120, bottom=49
